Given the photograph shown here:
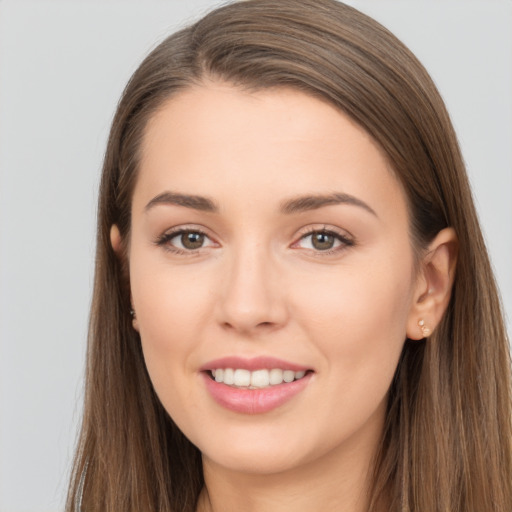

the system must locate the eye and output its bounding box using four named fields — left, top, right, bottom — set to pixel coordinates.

left=295, top=229, right=354, bottom=253
left=304, top=232, right=338, bottom=251
left=174, top=231, right=207, bottom=250
left=156, top=228, right=216, bottom=252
